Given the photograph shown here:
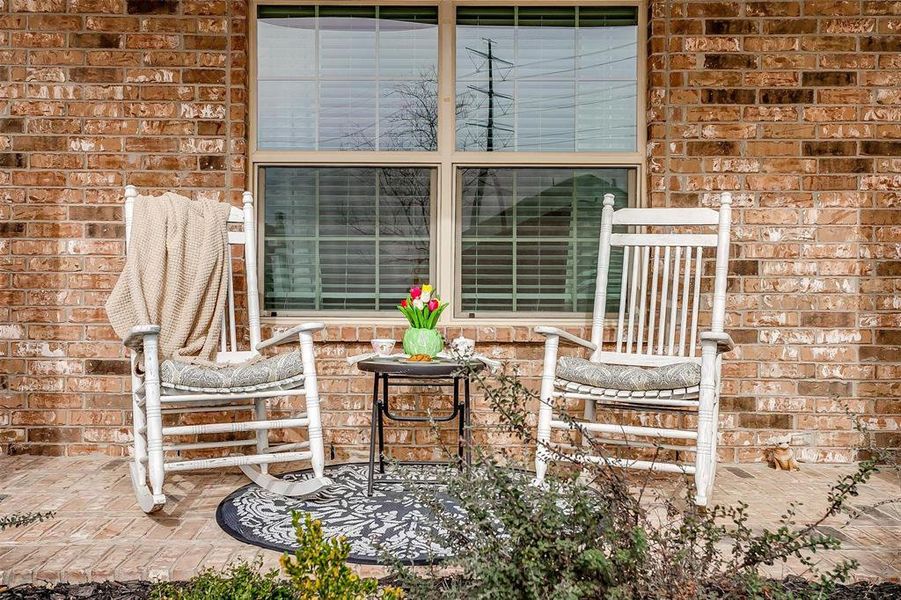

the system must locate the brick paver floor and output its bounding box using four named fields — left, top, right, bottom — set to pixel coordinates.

left=0, top=456, right=898, bottom=587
